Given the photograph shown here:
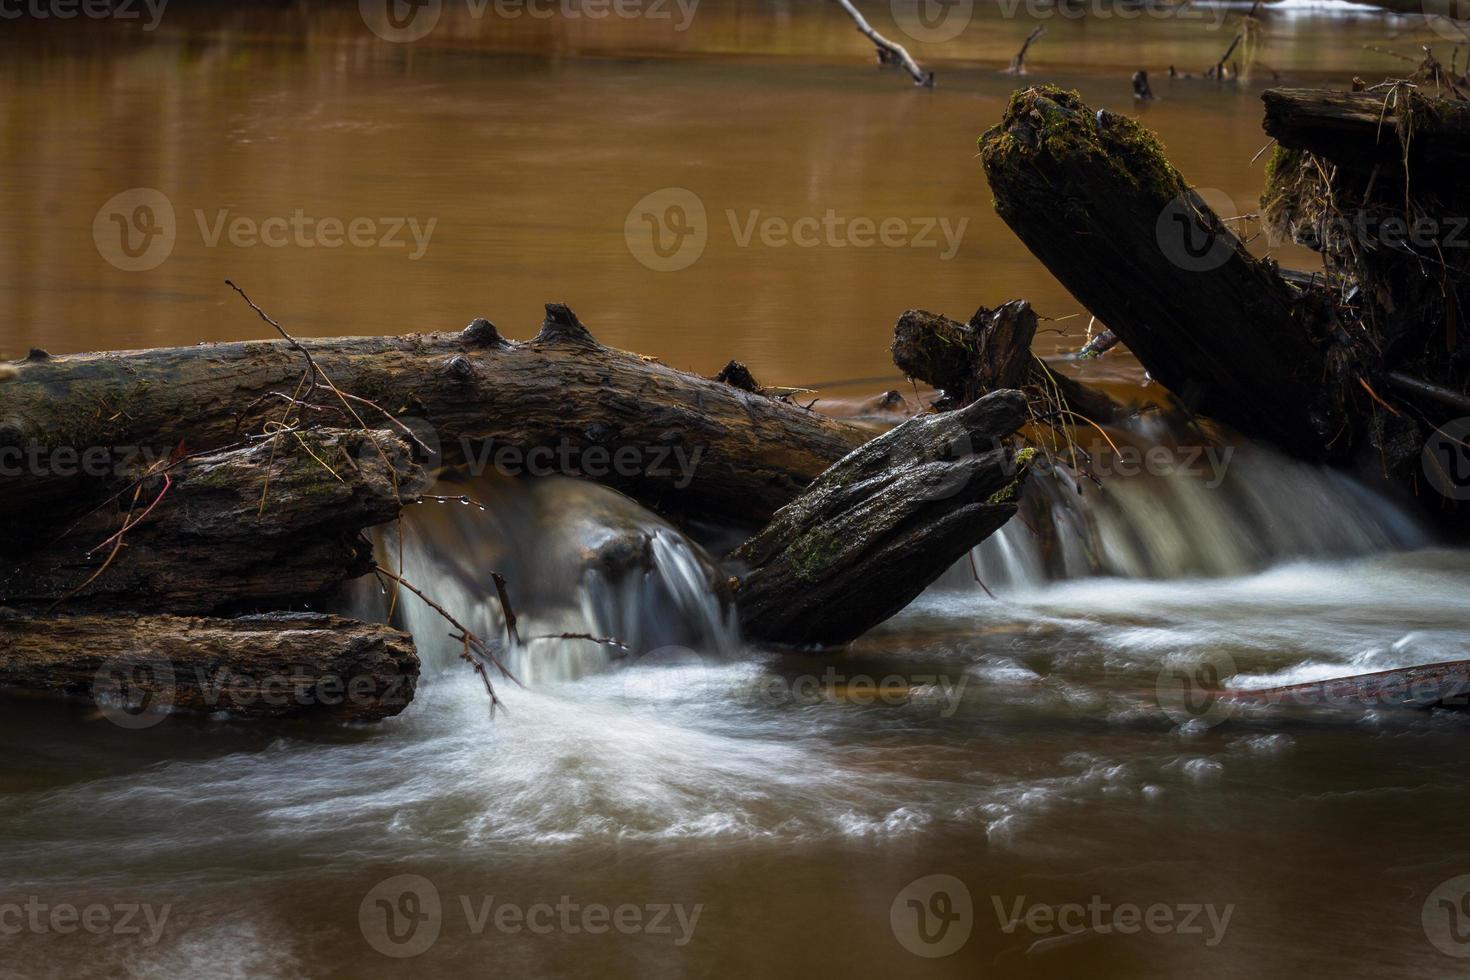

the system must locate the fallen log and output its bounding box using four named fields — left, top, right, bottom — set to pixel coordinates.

left=0, top=429, right=422, bottom=614
left=1262, top=87, right=1470, bottom=172
left=0, top=611, right=419, bottom=722
left=0, top=304, right=868, bottom=530
left=978, top=86, right=1332, bottom=458
left=730, top=389, right=1031, bottom=647
left=1226, top=660, right=1470, bottom=713
left=890, top=300, right=1129, bottom=423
